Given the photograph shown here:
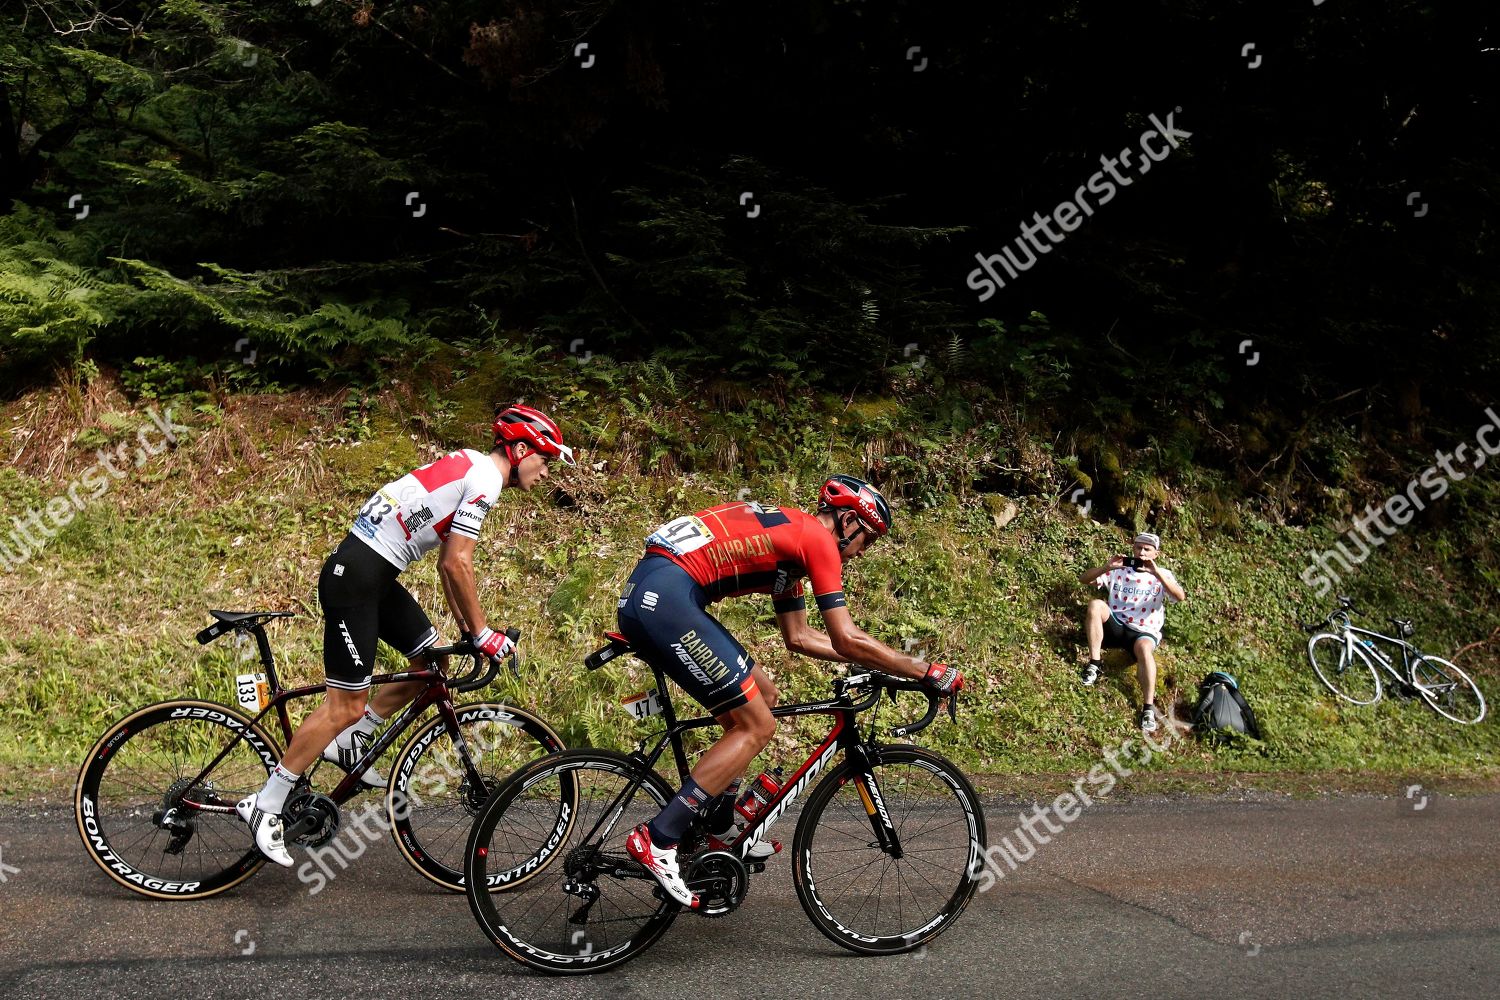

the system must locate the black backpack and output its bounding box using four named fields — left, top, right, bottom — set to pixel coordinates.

left=1192, top=671, right=1262, bottom=740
